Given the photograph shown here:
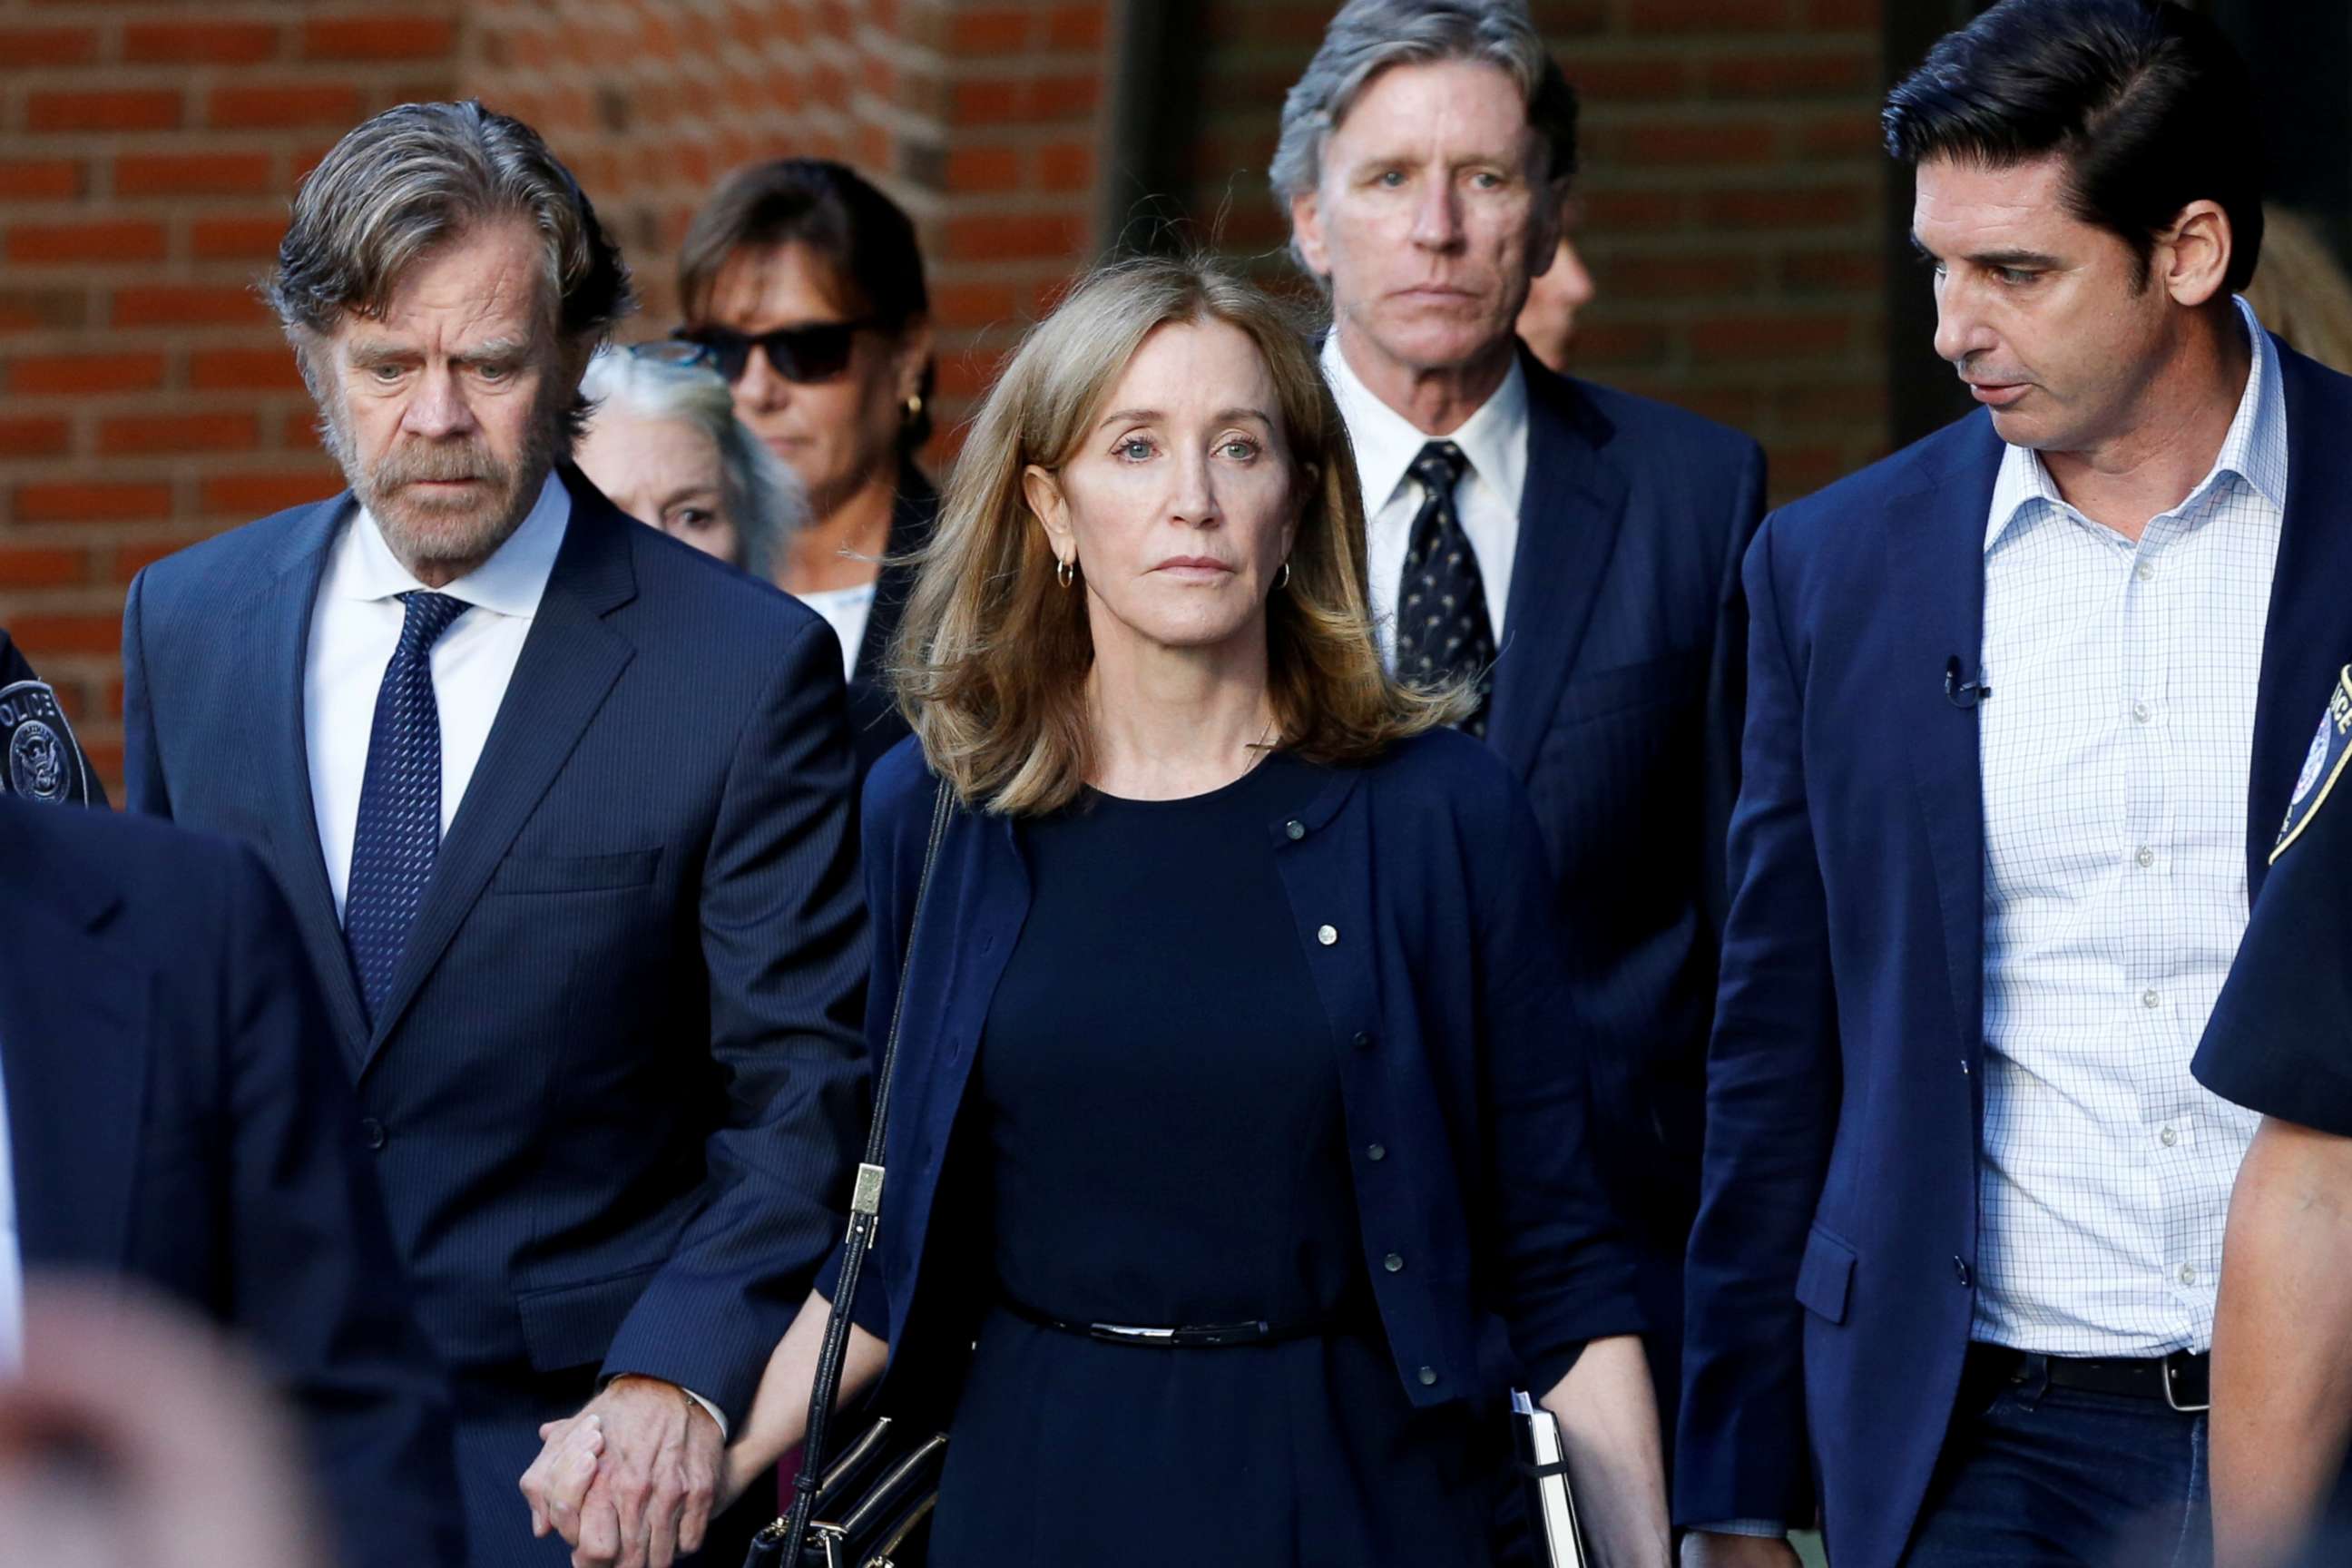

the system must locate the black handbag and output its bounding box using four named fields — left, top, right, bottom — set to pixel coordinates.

left=746, top=780, right=956, bottom=1568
